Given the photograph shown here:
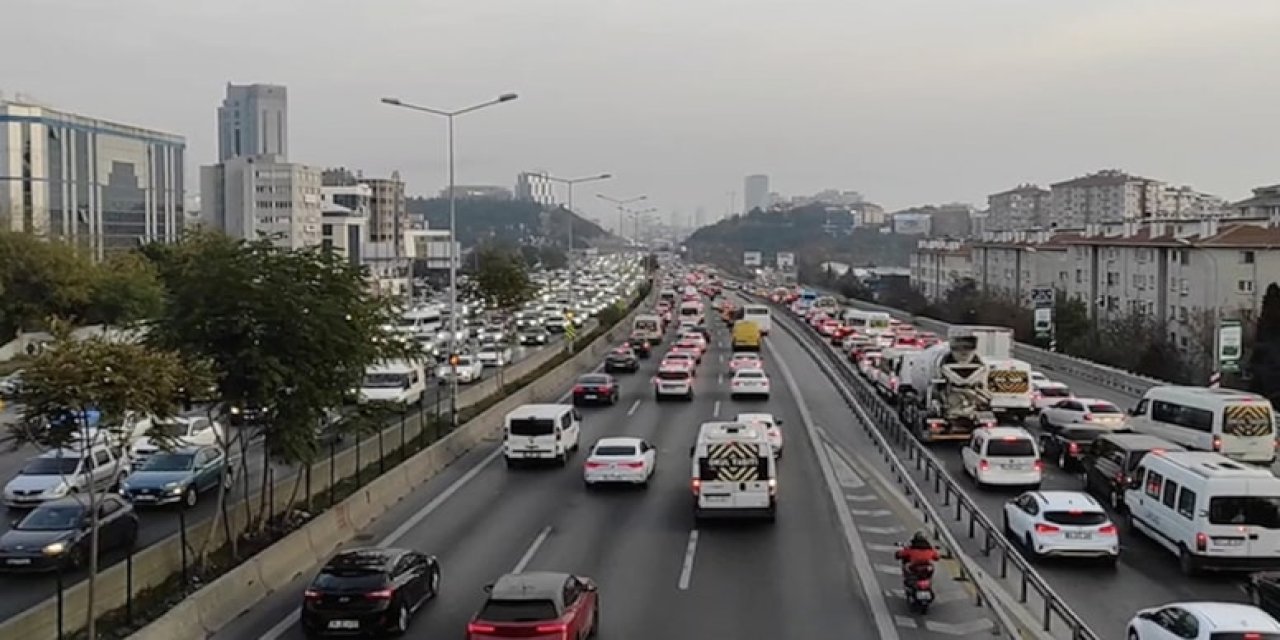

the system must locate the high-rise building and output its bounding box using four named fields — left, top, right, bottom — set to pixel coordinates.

left=199, top=155, right=322, bottom=249
left=987, top=184, right=1051, bottom=231
left=1049, top=170, right=1163, bottom=227
left=0, top=99, right=186, bottom=257
left=320, top=182, right=371, bottom=265
left=217, top=84, right=288, bottom=162
left=363, top=173, right=406, bottom=252
left=515, top=171, right=555, bottom=206
left=744, top=174, right=769, bottom=213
